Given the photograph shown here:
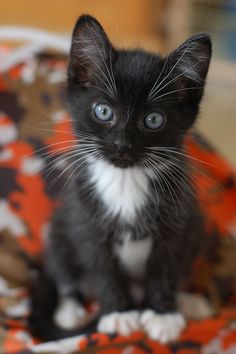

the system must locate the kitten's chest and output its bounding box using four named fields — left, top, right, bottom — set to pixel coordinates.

left=87, top=157, right=152, bottom=222
left=114, top=233, right=153, bottom=278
